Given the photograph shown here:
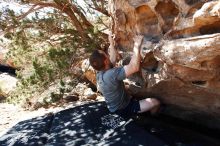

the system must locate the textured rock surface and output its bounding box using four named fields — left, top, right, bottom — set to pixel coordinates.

left=0, top=73, right=17, bottom=98
left=108, top=0, right=220, bottom=129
